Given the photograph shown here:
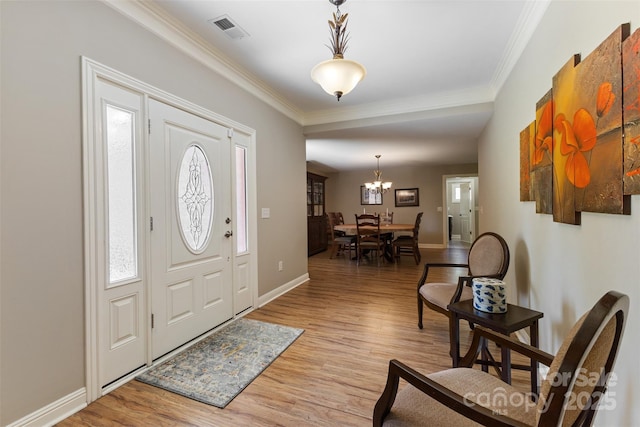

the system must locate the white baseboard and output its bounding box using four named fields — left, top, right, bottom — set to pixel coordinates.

left=8, top=273, right=308, bottom=427
left=420, top=243, right=446, bottom=249
left=6, top=388, right=87, bottom=427
left=258, top=273, right=310, bottom=308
